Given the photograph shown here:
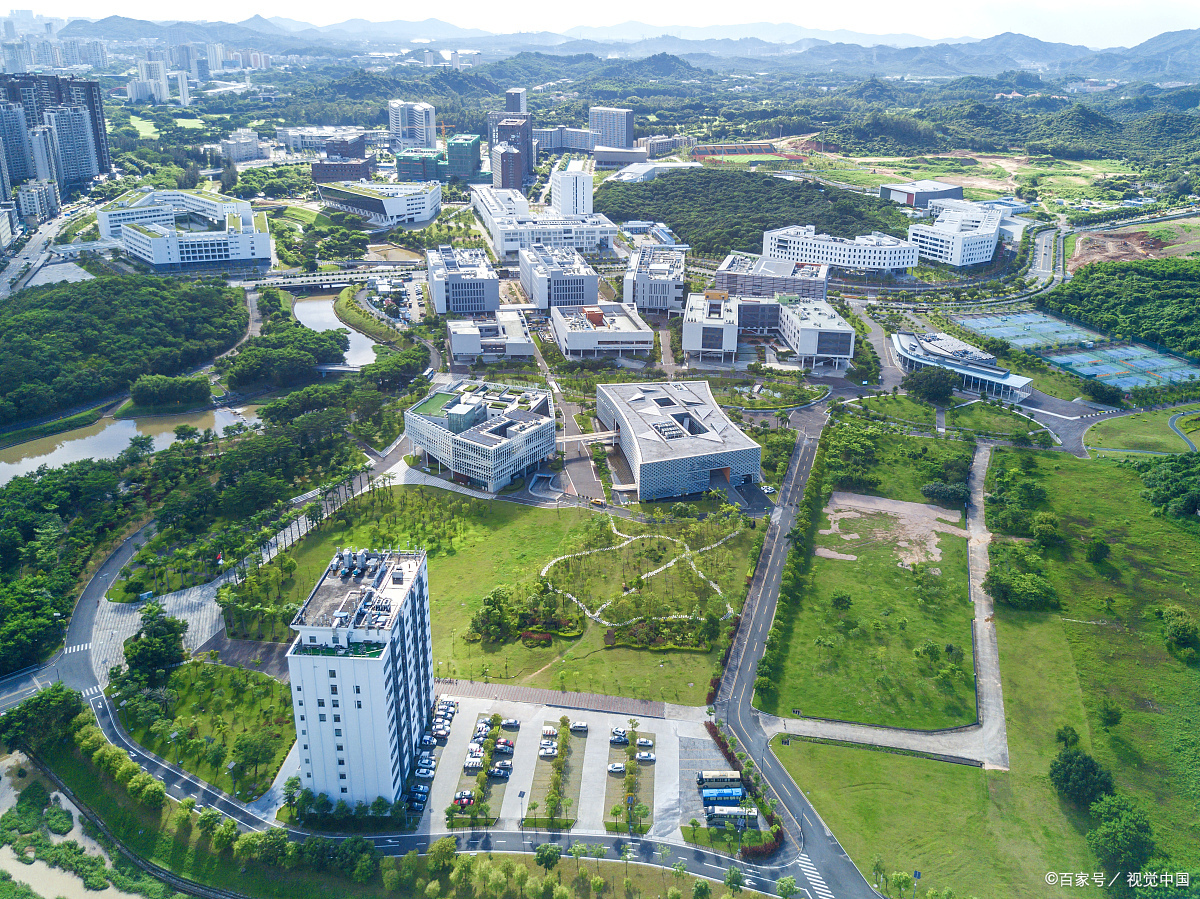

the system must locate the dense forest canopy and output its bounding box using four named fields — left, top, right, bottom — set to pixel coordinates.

left=0, top=276, right=247, bottom=426
left=1038, top=258, right=1200, bottom=358
left=593, top=169, right=908, bottom=256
